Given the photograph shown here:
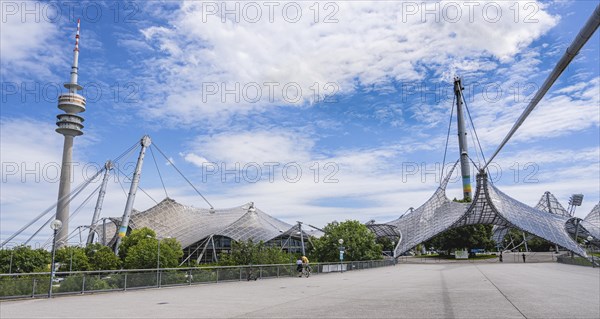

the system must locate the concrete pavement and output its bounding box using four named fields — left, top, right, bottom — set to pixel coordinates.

left=1, top=263, right=599, bottom=318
